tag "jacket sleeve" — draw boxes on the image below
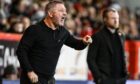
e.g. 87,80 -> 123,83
16,25 -> 37,72
87,35 -> 102,79
119,33 -> 129,78
64,31 -> 87,50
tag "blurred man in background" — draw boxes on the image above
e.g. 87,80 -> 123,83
87,8 -> 128,84
16,0 -> 92,84
3,65 -> 18,80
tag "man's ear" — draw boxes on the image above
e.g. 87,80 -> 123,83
48,11 -> 53,17
103,18 -> 107,22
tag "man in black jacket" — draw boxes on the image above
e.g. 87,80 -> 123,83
16,1 -> 92,84
87,8 -> 128,84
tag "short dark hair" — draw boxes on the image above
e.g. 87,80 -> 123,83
45,0 -> 64,13
102,8 -> 118,19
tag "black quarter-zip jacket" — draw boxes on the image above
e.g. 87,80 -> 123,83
16,20 -> 87,78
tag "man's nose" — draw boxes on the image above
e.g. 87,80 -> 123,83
63,11 -> 67,16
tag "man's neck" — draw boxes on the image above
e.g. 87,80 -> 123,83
107,27 -> 116,34
43,17 -> 57,30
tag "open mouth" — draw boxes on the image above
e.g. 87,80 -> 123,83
61,16 -> 65,21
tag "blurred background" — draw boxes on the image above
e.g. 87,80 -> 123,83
0,0 -> 140,84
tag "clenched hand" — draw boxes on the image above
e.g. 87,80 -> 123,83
27,71 -> 38,83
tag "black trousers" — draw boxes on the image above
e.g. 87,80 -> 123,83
20,72 -> 55,84
96,78 -> 126,84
